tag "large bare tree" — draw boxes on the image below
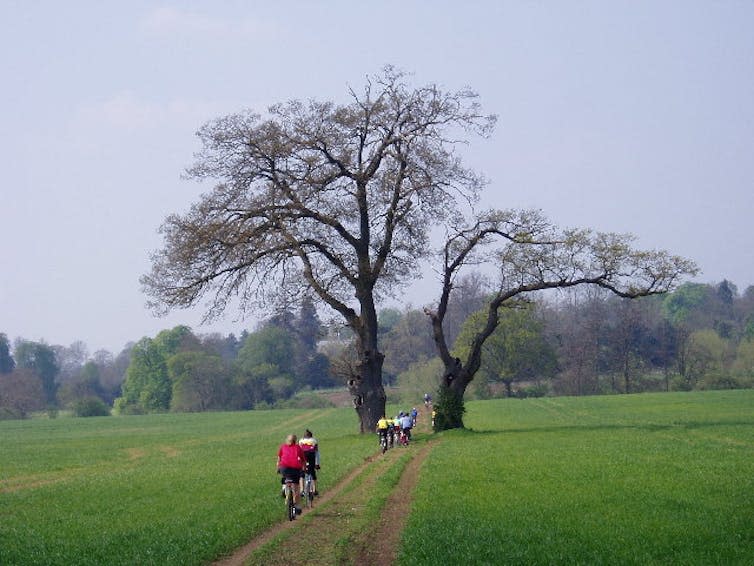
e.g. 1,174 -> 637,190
142,67 -> 495,432
425,209 -> 698,430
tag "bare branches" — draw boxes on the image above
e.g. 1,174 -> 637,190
426,208 -> 699,380
142,67 -> 495,335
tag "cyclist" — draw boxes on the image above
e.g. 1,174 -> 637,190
399,412 -> 413,443
386,416 -> 396,447
424,393 -> 432,407
298,429 -> 320,496
376,415 -> 390,449
277,434 -> 306,515
410,407 -> 419,427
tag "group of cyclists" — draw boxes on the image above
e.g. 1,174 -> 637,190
275,395 -> 434,516
376,406 -> 420,451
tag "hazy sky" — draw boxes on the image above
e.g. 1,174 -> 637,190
2,1 -> 753,354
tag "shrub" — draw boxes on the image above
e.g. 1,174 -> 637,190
0,406 -> 21,420
72,397 -> 111,417
433,385 -> 466,431
699,373 -> 741,390
514,383 -> 549,398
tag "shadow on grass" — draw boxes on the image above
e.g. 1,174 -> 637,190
446,419 -> 754,436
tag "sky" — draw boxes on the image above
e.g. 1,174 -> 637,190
1,1 -> 753,354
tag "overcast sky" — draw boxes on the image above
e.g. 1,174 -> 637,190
2,1 -> 753,354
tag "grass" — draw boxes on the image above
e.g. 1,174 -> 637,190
0,408 -> 373,566
400,390 -> 754,565
2,391 -> 753,565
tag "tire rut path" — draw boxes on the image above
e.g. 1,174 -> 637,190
213,407 -> 435,566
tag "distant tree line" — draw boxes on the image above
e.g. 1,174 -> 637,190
1,280 -> 753,419
382,278 -> 754,404
0,297 -> 335,418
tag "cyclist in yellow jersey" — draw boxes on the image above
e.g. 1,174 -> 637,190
386,417 -> 396,447
376,415 -> 390,447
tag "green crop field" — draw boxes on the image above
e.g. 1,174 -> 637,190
400,390 -> 754,565
2,391 -> 753,565
0,408 -> 373,565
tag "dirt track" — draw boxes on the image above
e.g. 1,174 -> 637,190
213,408 -> 434,566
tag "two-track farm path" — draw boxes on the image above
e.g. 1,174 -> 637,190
213,407 -> 435,566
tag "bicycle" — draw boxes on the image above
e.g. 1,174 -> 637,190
302,470 -> 315,509
378,431 -> 389,454
399,428 -> 410,446
282,478 -> 297,521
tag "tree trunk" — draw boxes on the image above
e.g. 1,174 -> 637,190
347,293 -> 386,433
347,348 -> 386,433
503,380 -> 513,398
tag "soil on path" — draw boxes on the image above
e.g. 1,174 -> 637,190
213,406 -> 435,566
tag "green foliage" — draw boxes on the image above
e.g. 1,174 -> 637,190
0,332 -> 15,374
168,351 -> 232,412
394,357 -> 443,406
470,378 -> 493,400
453,303 -> 557,396
234,362 -> 276,408
14,340 -> 59,405
117,336 -> 171,413
433,384 -> 466,431
238,325 -> 294,376
72,397 -> 111,417
662,282 -> 711,325
377,308 -> 402,335
380,309 -> 436,380
0,368 -> 45,418
58,362 -> 107,408
514,382 -> 549,398
116,327 -> 206,414
235,325 -> 296,404
731,338 -> 754,388
683,329 -> 732,390
267,375 -> 295,399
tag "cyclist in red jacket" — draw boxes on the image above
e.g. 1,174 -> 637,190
277,434 -> 306,514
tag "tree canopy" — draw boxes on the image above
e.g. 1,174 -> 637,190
425,209 -> 698,429
142,67 -> 496,431
454,303 -> 557,397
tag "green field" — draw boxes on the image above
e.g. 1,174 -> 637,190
402,391 -> 754,565
0,409 -> 374,565
2,391 -> 753,565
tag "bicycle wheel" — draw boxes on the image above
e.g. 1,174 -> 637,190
306,476 -> 314,508
285,484 -> 296,521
